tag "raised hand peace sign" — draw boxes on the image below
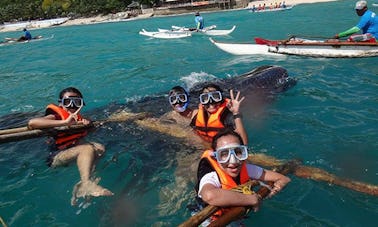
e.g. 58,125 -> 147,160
226,89 -> 245,115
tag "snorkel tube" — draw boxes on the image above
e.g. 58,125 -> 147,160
175,101 -> 189,113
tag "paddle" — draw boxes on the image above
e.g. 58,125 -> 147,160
178,160 -> 298,227
0,111 -> 150,144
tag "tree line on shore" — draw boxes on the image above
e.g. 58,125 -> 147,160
0,0 -> 159,24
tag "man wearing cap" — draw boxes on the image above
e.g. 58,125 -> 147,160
334,1 -> 378,41
194,12 -> 204,30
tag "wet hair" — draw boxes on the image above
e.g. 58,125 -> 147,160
169,86 -> 188,96
59,87 -> 83,99
201,83 -> 224,104
23,28 -> 26,32
195,12 -> 200,16
211,128 -> 244,150
201,83 -> 222,93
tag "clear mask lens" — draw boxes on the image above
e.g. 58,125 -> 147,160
215,145 -> 248,164
169,93 -> 188,105
61,97 -> 83,108
199,91 -> 222,105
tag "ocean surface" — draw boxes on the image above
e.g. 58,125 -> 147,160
0,0 -> 377,226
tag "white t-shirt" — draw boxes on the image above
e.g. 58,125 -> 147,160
198,164 -> 264,196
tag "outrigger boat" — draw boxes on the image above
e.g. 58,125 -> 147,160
171,24 -> 217,31
140,25 -> 235,39
209,36 -> 378,58
169,25 -> 236,36
139,29 -> 191,39
0,35 -> 54,47
247,5 -> 294,13
209,37 -> 280,56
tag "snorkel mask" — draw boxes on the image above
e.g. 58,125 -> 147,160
168,86 -> 190,113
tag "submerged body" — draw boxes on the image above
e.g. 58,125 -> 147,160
27,87 -> 113,205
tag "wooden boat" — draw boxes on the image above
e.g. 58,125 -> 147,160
247,5 -> 294,13
139,29 -> 191,39
171,24 -> 217,32
210,37 -> 378,58
170,25 -> 236,36
259,37 -> 378,58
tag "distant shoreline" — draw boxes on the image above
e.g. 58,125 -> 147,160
0,0 -> 338,34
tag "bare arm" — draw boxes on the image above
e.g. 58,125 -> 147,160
200,183 -> 260,207
28,114 -> 70,129
227,90 -> 248,145
260,169 -> 291,197
28,106 -> 89,129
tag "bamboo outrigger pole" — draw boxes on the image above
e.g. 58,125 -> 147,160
0,124 -> 94,143
0,111 -> 150,144
248,154 -> 378,196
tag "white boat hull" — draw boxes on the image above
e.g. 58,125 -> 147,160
202,26 -> 236,36
209,38 -> 280,55
247,5 -> 294,13
139,29 -> 191,39
269,43 -> 378,58
170,25 -> 235,36
210,37 -> 378,58
1,35 -> 54,47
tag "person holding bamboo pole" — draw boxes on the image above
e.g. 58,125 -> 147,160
195,129 -> 290,226
28,87 -> 113,205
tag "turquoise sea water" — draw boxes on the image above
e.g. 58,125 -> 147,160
1,0 -> 377,226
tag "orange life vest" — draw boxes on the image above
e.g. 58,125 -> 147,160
200,150 -> 250,219
46,104 -> 87,150
191,99 -> 229,142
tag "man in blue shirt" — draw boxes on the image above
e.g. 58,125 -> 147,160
195,12 -> 204,30
18,28 -> 32,41
335,1 -> 378,41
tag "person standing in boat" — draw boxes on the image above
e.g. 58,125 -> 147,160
334,1 -> 378,42
194,129 -> 290,225
195,11 -> 204,31
18,28 -> 32,41
28,87 -> 113,205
